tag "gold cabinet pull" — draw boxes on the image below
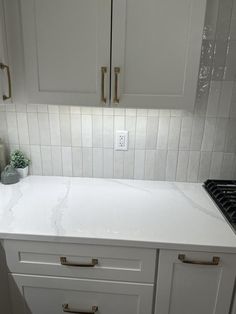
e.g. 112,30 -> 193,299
113,67 -> 120,103
62,304 -> 98,314
178,254 -> 220,266
60,257 -> 98,267
0,63 -> 12,101
101,66 -> 107,104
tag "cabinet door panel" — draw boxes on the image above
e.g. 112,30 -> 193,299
112,0 -> 206,109
155,250 -> 236,314
9,274 -> 153,314
20,0 -> 111,105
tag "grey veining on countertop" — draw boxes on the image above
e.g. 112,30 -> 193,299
0,176 -> 236,252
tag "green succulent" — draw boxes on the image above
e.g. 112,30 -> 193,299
10,150 -> 30,169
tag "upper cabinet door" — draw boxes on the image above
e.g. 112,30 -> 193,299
19,0 -> 111,106
111,0 -> 206,109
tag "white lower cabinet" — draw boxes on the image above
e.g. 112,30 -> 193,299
9,274 -> 153,314
155,250 -> 236,314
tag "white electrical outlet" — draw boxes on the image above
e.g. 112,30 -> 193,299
115,130 -> 129,151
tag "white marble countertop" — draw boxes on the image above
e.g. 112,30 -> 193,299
0,176 -> 236,253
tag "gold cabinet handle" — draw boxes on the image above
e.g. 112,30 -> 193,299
0,62 -> 12,101
62,304 -> 98,314
178,254 -> 220,266
113,67 -> 120,103
60,257 -> 98,267
101,66 -> 107,104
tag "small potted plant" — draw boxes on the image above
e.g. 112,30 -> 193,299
10,150 -> 30,179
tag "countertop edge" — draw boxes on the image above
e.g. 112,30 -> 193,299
1,233 -> 236,254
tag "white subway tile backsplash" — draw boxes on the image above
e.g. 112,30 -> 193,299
168,117 -> 181,150
48,105 -> 59,113
16,104 -> 27,112
190,116 -> 205,150
135,116 -> 147,149
126,108 -> 136,116
82,147 -> 92,177
146,116 -> 158,149
0,112 -> 8,143
28,113 -> 40,145
166,150 -> 178,181
16,113 -> 29,145
221,153 -> 235,179
213,118 -> 227,151
218,81 -> 234,118
134,150 -> 145,179
206,81 -> 221,117
176,151 -> 189,182
224,119 -> 236,152
155,150 -> 167,181
62,146 -> 73,176
201,117 -> 216,151
81,115 -> 92,148
49,113 -> 61,146
60,113 -> 72,146
125,116 -> 136,149
123,150 -> 134,179
157,117 -> 170,149
92,115 -> 103,148
38,113 -> 51,145
72,147 -> 82,177
71,114 -> 82,147
92,148 -> 103,178
37,104 -> 48,113
103,148 -> 113,178
179,116 -> 193,150
59,105 -> 70,114
187,151 -> 200,182
144,150 -> 155,180
114,150 -> 124,179
114,115 -> 125,131
51,146 -> 63,176
41,146 -> 52,176
27,104 -> 37,113
1,98 -> 236,183
198,151 -> 212,182
30,145 -> 42,175
103,115 -> 114,148
210,152 -> 224,178
6,112 -> 19,144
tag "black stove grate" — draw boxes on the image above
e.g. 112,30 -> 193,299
204,180 -> 236,228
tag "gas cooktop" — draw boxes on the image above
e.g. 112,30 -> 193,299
204,180 -> 236,232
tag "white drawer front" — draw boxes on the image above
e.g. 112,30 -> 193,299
4,240 -> 156,283
10,274 -> 154,314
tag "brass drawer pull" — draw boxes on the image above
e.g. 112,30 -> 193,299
0,62 -> 12,101
178,254 -> 220,266
62,304 -> 98,314
101,66 -> 107,104
113,67 -> 120,103
60,257 -> 98,267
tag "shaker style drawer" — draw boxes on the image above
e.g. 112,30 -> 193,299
4,240 -> 156,283
10,274 -> 154,314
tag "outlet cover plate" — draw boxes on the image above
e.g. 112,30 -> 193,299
115,130 -> 129,151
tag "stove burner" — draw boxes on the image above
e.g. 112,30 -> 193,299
204,180 -> 236,230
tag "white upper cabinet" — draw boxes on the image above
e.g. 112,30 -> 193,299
111,0 -> 206,109
18,0 -> 111,105
4,0 -> 206,109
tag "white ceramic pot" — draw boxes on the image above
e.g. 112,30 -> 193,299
16,166 -> 28,179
